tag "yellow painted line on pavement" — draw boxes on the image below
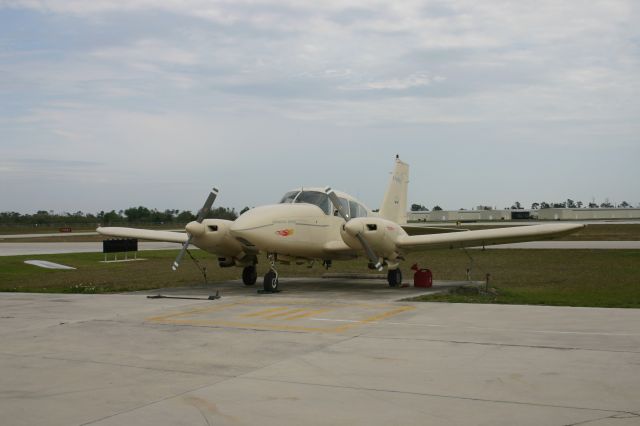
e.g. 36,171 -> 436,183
147,318 -> 344,333
332,305 -> 416,333
147,301 -> 246,322
146,300 -> 416,334
262,308 -> 310,319
240,306 -> 291,318
284,309 -> 332,320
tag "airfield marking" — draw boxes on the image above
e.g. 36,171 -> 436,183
262,308 -> 312,319
240,306 -> 291,318
147,301 -> 248,322
145,300 -> 415,333
284,309 -> 332,320
308,319 -> 640,336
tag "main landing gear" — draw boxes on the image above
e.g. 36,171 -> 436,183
387,268 -> 402,287
262,254 -> 279,292
242,265 -> 257,286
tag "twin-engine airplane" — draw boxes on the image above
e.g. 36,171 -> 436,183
97,156 -> 583,292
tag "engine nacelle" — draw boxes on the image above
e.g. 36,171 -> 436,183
190,219 -> 245,257
339,217 -> 407,259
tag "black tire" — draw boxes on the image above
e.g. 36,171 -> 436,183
242,265 -> 257,286
263,271 -> 279,292
387,269 -> 402,287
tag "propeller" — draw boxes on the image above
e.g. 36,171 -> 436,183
172,187 -> 219,271
324,187 -> 383,271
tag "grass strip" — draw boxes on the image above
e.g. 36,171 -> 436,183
1,249 -> 638,308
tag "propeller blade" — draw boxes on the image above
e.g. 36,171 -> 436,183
172,234 -> 193,271
355,233 -> 383,271
325,187 -> 382,271
324,187 -> 349,220
173,187 -> 218,271
195,187 -> 219,223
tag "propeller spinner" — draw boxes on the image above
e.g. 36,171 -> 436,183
324,187 -> 383,271
172,187 -> 219,271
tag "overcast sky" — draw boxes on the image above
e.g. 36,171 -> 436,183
1,0 -> 639,214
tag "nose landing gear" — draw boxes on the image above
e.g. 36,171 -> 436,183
262,254 -> 279,292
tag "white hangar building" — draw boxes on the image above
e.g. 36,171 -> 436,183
535,208 -> 640,221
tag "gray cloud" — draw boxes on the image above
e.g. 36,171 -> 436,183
1,0 -> 639,212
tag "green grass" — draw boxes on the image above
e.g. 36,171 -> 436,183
1,248 -> 639,308
557,224 -> 640,241
411,249 -> 640,308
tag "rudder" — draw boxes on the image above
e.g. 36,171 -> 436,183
379,155 -> 409,224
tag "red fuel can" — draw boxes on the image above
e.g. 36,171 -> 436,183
411,263 -> 433,288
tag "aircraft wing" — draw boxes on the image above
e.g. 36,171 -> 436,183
96,227 -> 188,244
396,223 -> 583,251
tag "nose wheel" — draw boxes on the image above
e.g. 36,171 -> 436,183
262,254 -> 279,292
263,270 -> 279,292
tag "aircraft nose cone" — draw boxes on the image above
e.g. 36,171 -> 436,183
186,221 -> 205,236
344,220 -> 364,236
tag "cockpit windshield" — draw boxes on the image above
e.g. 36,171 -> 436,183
279,191 -> 299,204
279,190 -> 331,215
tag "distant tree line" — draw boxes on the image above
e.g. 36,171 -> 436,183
0,206 -> 241,227
411,199 -> 635,212
410,204 -> 442,211
525,199 -> 633,210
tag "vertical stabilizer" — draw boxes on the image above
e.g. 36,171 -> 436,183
379,155 -> 409,224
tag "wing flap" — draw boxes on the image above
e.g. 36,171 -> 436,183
401,225 -> 469,236
97,227 -> 188,244
396,223 -> 584,251
322,240 -> 359,258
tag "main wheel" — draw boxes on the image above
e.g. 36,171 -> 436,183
242,265 -> 257,286
263,270 -> 279,292
387,269 -> 402,287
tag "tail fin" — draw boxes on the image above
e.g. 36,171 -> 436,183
379,155 -> 409,224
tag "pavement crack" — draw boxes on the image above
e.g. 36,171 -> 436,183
358,335 -> 640,354
241,376 -> 638,418
0,351 -> 227,378
78,332 -> 361,425
565,411 -> 640,425
80,381 -> 219,426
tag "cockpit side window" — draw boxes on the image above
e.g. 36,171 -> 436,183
279,191 -> 300,204
349,201 -> 360,218
295,191 -> 331,215
341,200 -> 367,218
334,197 -> 350,218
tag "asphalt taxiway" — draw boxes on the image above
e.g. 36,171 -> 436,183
2,240 -> 640,256
1,278 -> 639,426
